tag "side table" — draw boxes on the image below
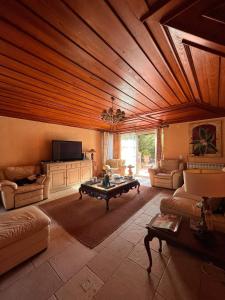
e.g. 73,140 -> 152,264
144,215 -> 225,273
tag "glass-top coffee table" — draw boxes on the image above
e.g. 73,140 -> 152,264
79,178 -> 140,211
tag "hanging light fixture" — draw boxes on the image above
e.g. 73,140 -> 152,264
101,96 -> 125,124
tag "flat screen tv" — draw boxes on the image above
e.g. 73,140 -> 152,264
52,140 -> 82,161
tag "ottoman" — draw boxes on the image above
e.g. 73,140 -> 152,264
0,205 -> 51,275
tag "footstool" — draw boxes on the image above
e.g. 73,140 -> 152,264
0,205 -> 51,275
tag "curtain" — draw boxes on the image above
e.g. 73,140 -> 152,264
102,132 -> 113,164
156,128 -> 163,165
120,133 -> 137,173
113,133 -> 121,159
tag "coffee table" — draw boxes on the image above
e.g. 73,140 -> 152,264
144,215 -> 225,273
79,179 -> 140,211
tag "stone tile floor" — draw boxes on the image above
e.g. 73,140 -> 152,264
0,184 -> 225,300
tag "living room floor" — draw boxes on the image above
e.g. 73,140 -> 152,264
0,184 -> 225,300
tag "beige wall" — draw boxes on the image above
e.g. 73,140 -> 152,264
163,117 -> 225,163
0,116 -> 102,173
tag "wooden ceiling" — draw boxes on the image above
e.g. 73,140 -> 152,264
0,0 -> 225,132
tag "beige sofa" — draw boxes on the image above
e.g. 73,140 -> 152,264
160,170 -> 225,233
148,159 -> 184,189
104,159 -> 126,176
0,205 -> 50,275
0,165 -> 50,210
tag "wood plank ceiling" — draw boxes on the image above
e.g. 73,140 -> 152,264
0,0 -> 225,132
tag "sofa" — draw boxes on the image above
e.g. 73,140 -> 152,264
0,165 -> 50,210
103,159 -> 126,176
160,170 -> 225,233
148,159 -> 184,189
0,205 -> 50,275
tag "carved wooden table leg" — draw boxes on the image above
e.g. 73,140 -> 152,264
106,198 -> 109,211
79,187 -> 82,199
137,182 -> 140,193
144,231 -> 163,273
144,233 -> 152,273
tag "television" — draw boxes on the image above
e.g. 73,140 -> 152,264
52,140 -> 82,161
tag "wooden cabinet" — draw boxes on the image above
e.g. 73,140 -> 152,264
51,169 -> 67,190
42,160 -> 92,192
67,167 -> 80,186
81,165 -> 92,182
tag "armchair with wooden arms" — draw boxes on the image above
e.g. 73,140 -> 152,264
103,159 -> 126,176
148,159 -> 184,189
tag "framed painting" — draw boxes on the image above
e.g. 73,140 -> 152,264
189,120 -> 222,157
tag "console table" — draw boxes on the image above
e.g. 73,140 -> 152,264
144,215 -> 225,273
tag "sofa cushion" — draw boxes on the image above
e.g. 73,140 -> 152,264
159,159 -> 179,171
155,173 -> 172,179
106,159 -> 125,168
15,183 -> 43,194
5,165 -> 40,181
160,196 -> 200,218
0,206 -> 50,249
173,186 -> 202,202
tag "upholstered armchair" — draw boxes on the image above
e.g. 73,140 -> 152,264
148,159 -> 184,189
0,165 -> 50,210
103,159 -> 126,176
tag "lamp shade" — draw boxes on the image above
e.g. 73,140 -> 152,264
183,171 -> 225,198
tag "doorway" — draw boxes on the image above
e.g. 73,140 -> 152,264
137,133 -> 156,176
120,132 -> 156,176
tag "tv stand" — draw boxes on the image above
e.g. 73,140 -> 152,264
41,160 -> 92,193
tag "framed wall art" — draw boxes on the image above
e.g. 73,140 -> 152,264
189,120 -> 222,157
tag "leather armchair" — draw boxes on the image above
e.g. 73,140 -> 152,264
0,165 -> 50,210
148,159 -> 184,189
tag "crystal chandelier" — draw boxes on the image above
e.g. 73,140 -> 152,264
101,97 -> 125,124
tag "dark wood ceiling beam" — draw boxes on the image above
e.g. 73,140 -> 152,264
139,0 -> 196,101
140,0 -> 170,22
163,26 -> 198,101
183,44 -> 203,102
142,21 -> 189,102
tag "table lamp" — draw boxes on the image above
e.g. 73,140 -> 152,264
183,171 -> 225,240
88,149 -> 96,160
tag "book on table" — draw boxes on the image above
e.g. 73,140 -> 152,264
149,214 -> 182,232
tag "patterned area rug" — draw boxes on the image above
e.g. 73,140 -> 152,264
40,186 -> 163,248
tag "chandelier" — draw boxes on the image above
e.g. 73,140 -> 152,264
101,96 -> 125,124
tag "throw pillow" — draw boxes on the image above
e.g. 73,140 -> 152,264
15,176 -> 37,186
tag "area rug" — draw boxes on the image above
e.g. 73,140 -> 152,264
40,186 -> 162,248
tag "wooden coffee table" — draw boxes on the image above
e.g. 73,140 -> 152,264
144,215 -> 225,273
79,179 -> 140,211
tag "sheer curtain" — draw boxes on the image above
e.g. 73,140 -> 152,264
102,132 -> 113,164
120,133 -> 137,173
156,128 -> 163,166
